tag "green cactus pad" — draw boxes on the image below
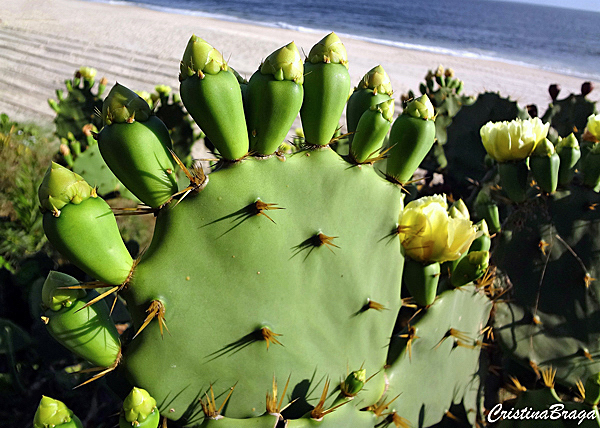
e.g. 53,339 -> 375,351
119,148 -> 402,423
494,185 -> 600,387
385,285 -> 492,427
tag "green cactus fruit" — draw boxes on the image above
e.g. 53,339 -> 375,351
34,396 -> 83,428
39,163 -> 133,285
245,42 -> 303,155
450,250 -> 489,287
585,372 -> 600,406
474,187 -> 501,234
470,219 -> 491,253
346,65 -> 393,143
582,143 -> 600,190
448,198 -> 470,220
119,387 -> 160,428
403,258 -> 440,307
97,83 -> 178,208
498,160 -> 530,203
349,99 -> 394,164
341,369 -> 367,397
386,95 -> 436,184
530,138 -> 560,194
556,133 -> 581,186
179,35 -> 248,160
300,33 -> 351,146
42,271 -> 121,368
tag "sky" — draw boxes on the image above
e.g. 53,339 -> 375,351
494,0 -> 600,12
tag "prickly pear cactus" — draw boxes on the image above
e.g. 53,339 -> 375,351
48,66 -> 106,148
444,92 -> 530,198
493,184 -> 600,387
541,83 -> 597,139
37,33 -> 493,428
415,66 -> 475,170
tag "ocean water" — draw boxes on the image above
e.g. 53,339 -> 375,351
97,0 -> 600,80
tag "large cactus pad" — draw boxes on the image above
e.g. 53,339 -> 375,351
122,147 -> 403,423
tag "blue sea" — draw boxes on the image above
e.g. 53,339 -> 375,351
94,0 -> 600,80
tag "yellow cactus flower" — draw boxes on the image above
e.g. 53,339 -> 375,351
398,195 -> 480,263
585,114 -> 600,142
480,117 -> 549,162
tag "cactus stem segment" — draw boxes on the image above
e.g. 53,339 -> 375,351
255,200 -> 284,223
133,300 -> 169,340
310,379 -> 349,420
201,383 -> 237,419
261,327 -> 283,350
74,348 -> 122,388
266,375 -> 292,414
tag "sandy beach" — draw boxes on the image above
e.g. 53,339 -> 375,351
1,0 -> 598,126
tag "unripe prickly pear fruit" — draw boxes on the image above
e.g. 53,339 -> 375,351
349,99 -> 394,163
341,369 -> 367,397
246,42 -> 303,155
582,143 -> 600,191
450,250 -> 489,288
42,271 -> 121,368
34,396 -> 83,428
119,387 -> 160,428
556,133 -> 580,185
98,83 -> 178,208
529,138 -> 560,194
386,95 -> 436,184
300,32 -> 351,146
39,163 -> 133,285
179,35 -> 248,160
346,65 -> 393,143
474,188 -> 501,234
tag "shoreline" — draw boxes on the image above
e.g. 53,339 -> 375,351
86,0 -> 600,83
1,0 -> 598,126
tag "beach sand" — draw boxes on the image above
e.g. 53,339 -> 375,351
1,0 -> 598,127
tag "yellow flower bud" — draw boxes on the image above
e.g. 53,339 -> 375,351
398,195 -> 480,263
480,117 -> 549,162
